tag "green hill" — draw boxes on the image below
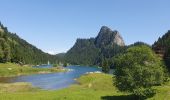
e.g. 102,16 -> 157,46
0,22 -> 59,65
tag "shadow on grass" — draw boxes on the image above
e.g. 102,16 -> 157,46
101,94 -> 138,100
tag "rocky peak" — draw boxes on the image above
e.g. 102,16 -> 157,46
113,31 -> 125,46
99,26 -> 112,34
95,26 -> 125,47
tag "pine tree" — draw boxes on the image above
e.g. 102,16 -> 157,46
102,59 -> 110,73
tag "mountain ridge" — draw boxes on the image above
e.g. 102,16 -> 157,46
65,26 -> 125,66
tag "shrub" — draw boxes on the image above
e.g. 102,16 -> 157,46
114,45 -> 167,99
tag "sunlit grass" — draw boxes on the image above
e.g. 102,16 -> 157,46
0,73 -> 128,100
148,81 -> 170,100
0,63 -> 66,77
0,82 -> 38,93
0,73 -> 169,100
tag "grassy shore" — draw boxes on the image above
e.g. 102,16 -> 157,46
0,73 -> 169,100
0,73 -> 125,100
0,82 -> 38,93
0,63 -> 66,77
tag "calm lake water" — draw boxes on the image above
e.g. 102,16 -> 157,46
0,65 -> 101,90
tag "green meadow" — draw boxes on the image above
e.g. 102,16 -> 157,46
0,73 -> 169,100
0,63 -> 66,77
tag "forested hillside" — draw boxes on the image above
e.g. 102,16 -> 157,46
65,26 -> 125,66
0,23 -> 59,65
153,31 -> 170,71
65,38 -> 100,65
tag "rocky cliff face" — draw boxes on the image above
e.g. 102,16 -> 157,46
65,26 -> 125,65
114,32 -> 125,46
95,26 -> 125,47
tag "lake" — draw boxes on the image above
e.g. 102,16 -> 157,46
0,65 -> 101,90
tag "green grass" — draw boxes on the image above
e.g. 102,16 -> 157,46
0,73 -> 130,100
0,63 -> 66,77
0,82 -> 38,93
0,73 -> 169,100
148,81 -> 170,100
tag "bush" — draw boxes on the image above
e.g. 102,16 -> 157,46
114,45 -> 167,98
102,59 -> 110,73
63,62 -> 67,67
53,64 -> 58,67
133,88 -> 156,99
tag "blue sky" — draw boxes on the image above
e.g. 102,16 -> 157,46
0,0 -> 170,54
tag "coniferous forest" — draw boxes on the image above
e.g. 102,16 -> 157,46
153,31 -> 170,71
0,23 -> 61,65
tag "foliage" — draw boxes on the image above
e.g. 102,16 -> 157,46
152,30 -> 170,72
101,59 -> 110,73
65,38 -> 100,65
55,53 -> 65,63
52,64 -> 58,67
133,88 -> 156,99
114,45 -> 167,98
63,62 -> 67,67
128,41 -> 151,48
0,23 -> 61,65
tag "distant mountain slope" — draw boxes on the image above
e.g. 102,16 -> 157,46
0,23 -> 59,65
55,53 -> 65,63
65,38 -> 100,65
65,26 -> 125,66
153,31 -> 170,70
56,53 -> 65,58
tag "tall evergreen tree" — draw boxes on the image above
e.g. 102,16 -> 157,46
102,59 -> 110,73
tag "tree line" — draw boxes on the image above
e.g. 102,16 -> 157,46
0,23 -> 61,65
